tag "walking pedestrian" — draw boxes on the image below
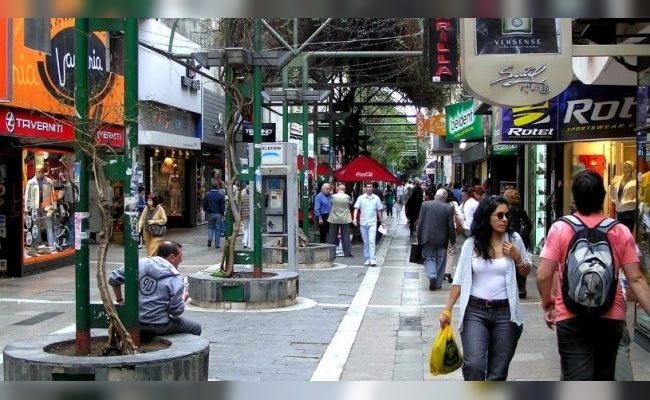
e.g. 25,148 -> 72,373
138,193 -> 167,257
502,188 -> 532,298
405,178 -> 423,236
461,185 -> 484,238
202,182 -> 226,249
384,184 -> 395,218
137,186 -> 146,249
444,187 -> 463,284
417,188 -> 456,290
239,185 -> 251,249
537,169 -> 650,380
327,184 -> 353,257
314,183 -> 332,244
353,183 -> 384,266
439,195 -> 531,380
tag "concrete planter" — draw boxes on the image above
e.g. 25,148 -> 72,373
188,267 -> 299,310
3,332 -> 210,381
262,243 -> 336,269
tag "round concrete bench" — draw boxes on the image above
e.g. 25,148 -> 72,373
188,268 -> 299,310
3,332 -> 210,381
262,243 -> 336,269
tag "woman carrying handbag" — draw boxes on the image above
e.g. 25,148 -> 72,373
139,192 -> 168,257
439,195 -> 531,380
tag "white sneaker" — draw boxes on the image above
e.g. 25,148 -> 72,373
370,260 -> 377,266
364,260 -> 371,266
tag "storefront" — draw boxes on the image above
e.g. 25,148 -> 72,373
0,19 -> 124,277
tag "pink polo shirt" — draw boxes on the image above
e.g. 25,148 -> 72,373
540,213 -> 638,322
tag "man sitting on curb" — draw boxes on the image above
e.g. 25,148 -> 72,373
109,240 -> 202,340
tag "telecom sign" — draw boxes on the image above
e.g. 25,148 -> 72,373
500,82 -> 636,143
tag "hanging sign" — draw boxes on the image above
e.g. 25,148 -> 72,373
460,18 -> 573,107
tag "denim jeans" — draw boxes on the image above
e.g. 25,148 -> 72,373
359,223 -> 377,261
460,304 -> 523,381
207,213 -> 223,247
422,244 -> 448,288
556,316 -> 624,380
140,316 -> 202,341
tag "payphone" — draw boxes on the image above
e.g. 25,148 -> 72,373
247,142 -> 299,271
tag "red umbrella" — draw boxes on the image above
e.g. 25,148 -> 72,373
332,155 -> 401,185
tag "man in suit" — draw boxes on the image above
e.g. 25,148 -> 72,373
416,188 -> 456,290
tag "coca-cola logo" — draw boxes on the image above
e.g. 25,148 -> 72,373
37,27 -> 115,106
355,172 -> 373,177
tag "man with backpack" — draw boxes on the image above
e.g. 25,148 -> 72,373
537,169 -> 650,380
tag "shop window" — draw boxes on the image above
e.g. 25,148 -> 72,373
150,154 -> 185,217
23,148 -> 76,263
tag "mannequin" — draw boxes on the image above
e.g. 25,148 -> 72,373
610,160 -> 637,233
168,164 -> 182,215
24,164 -> 57,251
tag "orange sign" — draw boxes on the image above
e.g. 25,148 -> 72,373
6,18 -> 123,125
430,113 -> 446,136
0,18 -> 11,102
416,113 -> 426,138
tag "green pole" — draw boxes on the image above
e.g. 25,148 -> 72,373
301,60 -> 310,236
252,19 -> 263,277
123,18 -> 140,344
282,68 -> 289,142
74,18 -> 90,356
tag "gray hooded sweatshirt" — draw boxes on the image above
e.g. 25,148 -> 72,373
108,256 -> 184,325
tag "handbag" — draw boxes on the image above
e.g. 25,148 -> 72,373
146,223 -> 167,237
409,243 -> 423,264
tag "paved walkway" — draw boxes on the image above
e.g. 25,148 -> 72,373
1,209 -> 650,381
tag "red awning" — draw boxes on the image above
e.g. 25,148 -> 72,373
332,155 -> 401,185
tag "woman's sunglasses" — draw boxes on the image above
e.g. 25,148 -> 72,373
492,212 -> 510,220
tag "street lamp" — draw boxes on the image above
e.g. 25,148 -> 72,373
224,47 -> 249,67
261,88 -> 331,103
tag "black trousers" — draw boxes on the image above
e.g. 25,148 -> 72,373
318,214 -> 330,243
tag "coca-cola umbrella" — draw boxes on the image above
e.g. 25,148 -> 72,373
332,155 -> 401,185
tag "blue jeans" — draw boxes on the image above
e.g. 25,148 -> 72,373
422,243 -> 448,288
556,316 -> 624,380
460,304 -> 523,381
359,223 -> 377,261
207,213 -> 223,247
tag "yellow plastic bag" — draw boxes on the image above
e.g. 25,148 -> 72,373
429,325 -> 463,375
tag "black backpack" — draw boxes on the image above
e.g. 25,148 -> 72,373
558,215 -> 618,316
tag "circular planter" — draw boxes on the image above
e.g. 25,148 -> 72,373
188,267 -> 298,310
262,243 -> 336,269
3,332 -> 210,381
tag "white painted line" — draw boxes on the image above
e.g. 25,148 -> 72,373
310,264 -> 381,381
50,324 -> 76,335
184,296 -> 318,313
0,298 -> 75,304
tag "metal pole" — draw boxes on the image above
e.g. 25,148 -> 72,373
302,59 -> 310,236
123,18 -> 140,345
252,19 -> 263,277
74,18 -> 90,356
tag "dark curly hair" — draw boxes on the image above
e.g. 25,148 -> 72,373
471,195 -> 513,261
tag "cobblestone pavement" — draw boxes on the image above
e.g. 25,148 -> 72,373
2,211 -> 650,381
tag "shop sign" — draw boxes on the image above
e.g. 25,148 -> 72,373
241,122 -> 276,143
500,82 -> 636,143
445,100 -> 491,142
492,144 -> 518,156
460,18 -> 573,107
0,106 -> 124,145
0,18 -> 11,102
6,19 -> 124,126
429,18 -> 459,83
